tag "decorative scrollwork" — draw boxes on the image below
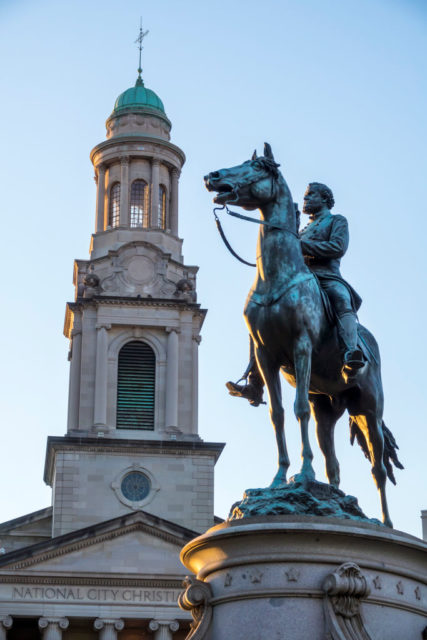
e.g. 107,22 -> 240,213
323,562 -> 373,640
178,576 -> 212,640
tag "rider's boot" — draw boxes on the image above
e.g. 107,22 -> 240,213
337,312 -> 364,377
226,369 -> 265,407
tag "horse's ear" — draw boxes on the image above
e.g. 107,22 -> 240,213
264,142 -> 275,161
251,149 -> 257,161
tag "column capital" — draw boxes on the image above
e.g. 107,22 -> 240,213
152,158 -> 160,166
171,166 -> 180,178
120,155 -> 130,166
96,162 -> 106,174
94,618 -> 125,631
149,619 -> 179,633
192,334 -> 202,344
0,616 -> 12,630
165,326 -> 180,334
96,323 -> 112,331
39,617 -> 69,630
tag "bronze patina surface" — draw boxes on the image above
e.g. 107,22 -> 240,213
205,144 -> 402,527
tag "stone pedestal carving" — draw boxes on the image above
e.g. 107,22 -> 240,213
179,516 -> 427,640
323,562 -> 372,640
0,616 -> 12,640
94,618 -> 124,639
38,618 -> 69,640
149,619 -> 179,639
178,577 -> 212,640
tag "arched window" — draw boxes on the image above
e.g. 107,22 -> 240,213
117,341 -> 155,430
130,180 -> 148,228
158,185 -> 167,228
109,182 -> 121,228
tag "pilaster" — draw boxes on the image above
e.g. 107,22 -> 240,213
119,156 -> 130,226
192,334 -> 201,434
93,324 -> 111,431
151,159 -> 160,227
170,168 -> 180,235
165,328 -> 179,428
67,318 -> 82,432
95,164 -> 106,232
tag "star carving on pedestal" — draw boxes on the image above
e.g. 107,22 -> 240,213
396,581 -> 404,595
373,576 -> 382,590
224,573 -> 233,587
248,569 -> 263,584
285,568 -> 300,582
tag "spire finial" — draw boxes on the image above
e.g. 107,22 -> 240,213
135,18 -> 149,86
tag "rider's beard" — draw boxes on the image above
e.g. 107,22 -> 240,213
303,203 -> 321,217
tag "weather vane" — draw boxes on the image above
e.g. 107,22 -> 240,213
135,19 -> 149,83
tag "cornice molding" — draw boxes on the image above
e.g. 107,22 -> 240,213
44,436 -> 224,485
67,297 -> 206,314
90,136 -> 186,166
0,574 -> 183,588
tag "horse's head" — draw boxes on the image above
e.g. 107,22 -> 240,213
204,143 -> 281,211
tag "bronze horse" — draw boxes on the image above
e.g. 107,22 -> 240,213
205,143 -> 402,527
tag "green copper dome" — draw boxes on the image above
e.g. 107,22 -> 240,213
113,78 -> 165,115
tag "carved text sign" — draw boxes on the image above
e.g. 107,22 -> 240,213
6,584 -> 181,605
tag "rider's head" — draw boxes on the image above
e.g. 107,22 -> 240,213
303,183 -> 335,215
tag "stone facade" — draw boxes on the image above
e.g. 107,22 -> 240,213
0,73 -> 224,638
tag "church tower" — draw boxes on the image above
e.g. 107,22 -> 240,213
45,64 -> 223,537
0,44 -> 223,638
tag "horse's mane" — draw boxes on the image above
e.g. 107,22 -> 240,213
257,155 -> 299,231
258,156 -> 281,179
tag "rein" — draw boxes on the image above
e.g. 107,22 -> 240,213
213,206 -> 257,267
213,196 -> 299,268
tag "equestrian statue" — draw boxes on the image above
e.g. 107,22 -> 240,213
204,143 -> 402,527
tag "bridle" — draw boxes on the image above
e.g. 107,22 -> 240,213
212,173 -> 299,267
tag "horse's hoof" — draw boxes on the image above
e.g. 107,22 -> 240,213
290,468 -> 316,488
269,469 -> 288,488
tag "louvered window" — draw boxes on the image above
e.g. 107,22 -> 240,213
109,182 -> 121,228
117,341 -> 155,430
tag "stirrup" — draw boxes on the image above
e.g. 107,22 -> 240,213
343,349 -> 364,370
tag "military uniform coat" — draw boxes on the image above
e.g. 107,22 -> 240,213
299,211 -> 362,311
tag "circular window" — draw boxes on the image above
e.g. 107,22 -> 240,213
120,471 -> 151,502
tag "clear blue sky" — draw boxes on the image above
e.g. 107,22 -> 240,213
0,0 -> 425,537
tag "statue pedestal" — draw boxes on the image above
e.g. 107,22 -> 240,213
180,516 -> 427,640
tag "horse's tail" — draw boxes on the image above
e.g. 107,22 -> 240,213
349,418 -> 404,485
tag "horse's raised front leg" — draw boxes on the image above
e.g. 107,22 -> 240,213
255,347 -> 290,487
293,334 -> 315,484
